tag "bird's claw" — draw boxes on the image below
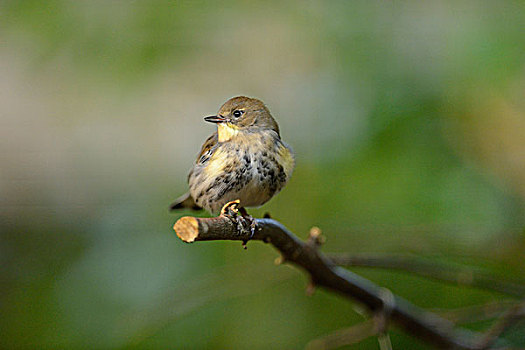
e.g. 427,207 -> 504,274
220,199 -> 241,217
249,219 -> 257,239
220,200 -> 246,236
238,206 -> 258,239
239,207 -> 258,248
219,200 -> 258,248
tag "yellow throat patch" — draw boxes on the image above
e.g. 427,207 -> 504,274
217,123 -> 240,142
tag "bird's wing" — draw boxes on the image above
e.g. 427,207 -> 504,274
195,132 -> 219,165
170,133 -> 219,212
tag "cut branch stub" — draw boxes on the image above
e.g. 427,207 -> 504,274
174,215 -> 254,243
173,216 -> 200,242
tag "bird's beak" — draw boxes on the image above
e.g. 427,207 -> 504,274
204,115 -> 226,123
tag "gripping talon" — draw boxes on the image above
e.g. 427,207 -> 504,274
249,220 -> 257,239
236,218 -> 246,234
219,200 -> 258,248
221,199 -> 241,217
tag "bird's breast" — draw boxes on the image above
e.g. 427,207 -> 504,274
189,131 -> 294,213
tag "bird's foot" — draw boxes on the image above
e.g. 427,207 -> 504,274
220,200 -> 245,234
238,207 -> 258,249
220,199 -> 241,217
220,200 -> 258,249
238,207 -> 258,238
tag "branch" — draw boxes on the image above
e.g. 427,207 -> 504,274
305,319 -> 375,350
174,216 -> 483,349
328,253 -> 525,298
476,300 -> 525,349
434,300 -> 524,324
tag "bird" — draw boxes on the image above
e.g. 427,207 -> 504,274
170,96 -> 295,235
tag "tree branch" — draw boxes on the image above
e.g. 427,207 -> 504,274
305,319 -> 375,350
174,215 -> 486,349
327,253 -> 525,298
434,300 -> 523,325
476,300 -> 525,349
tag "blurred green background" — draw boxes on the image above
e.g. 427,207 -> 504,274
1,1 -> 525,349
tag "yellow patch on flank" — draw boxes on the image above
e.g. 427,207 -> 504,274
277,143 -> 295,179
217,123 -> 240,142
204,147 -> 227,176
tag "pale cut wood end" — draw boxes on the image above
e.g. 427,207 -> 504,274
173,216 -> 200,242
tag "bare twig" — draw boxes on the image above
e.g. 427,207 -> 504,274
374,288 -> 395,350
434,300 -> 522,324
173,216 -> 483,349
378,332 -> 393,350
305,319 -> 375,350
477,300 -> 525,349
328,253 -> 525,298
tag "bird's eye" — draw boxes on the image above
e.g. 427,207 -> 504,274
232,110 -> 244,118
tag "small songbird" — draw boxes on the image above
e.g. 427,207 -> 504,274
170,96 -> 295,227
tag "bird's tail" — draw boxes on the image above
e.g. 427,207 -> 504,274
169,192 -> 202,211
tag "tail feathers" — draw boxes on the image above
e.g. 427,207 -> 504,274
169,192 -> 202,211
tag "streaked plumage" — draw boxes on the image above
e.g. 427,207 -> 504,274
170,96 -> 294,214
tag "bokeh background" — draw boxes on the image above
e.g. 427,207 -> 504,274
1,1 -> 525,349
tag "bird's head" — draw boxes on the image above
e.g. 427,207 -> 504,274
204,96 -> 280,141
